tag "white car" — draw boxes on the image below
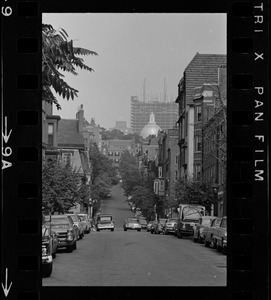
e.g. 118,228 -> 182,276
96,214 -> 115,232
78,214 -> 91,234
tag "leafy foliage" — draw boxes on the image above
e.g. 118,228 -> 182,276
42,24 -> 98,109
42,159 -> 89,213
174,175 -> 215,213
89,144 -> 118,202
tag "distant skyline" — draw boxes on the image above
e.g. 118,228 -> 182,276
43,13 -> 226,129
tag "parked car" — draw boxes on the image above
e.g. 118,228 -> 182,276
150,220 -> 158,234
176,206 -> 203,238
193,216 -> 218,243
123,218 -> 142,231
42,224 -> 59,277
202,217 -> 222,248
146,221 -> 155,232
78,214 -> 91,234
67,213 -> 85,239
45,214 -> 77,253
212,216 -> 227,254
138,218 -> 147,229
152,219 -> 167,234
96,214 -> 115,231
164,218 -> 178,235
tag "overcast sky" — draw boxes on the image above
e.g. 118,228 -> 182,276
43,13 -> 226,129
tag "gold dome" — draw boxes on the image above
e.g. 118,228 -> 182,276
140,113 -> 161,139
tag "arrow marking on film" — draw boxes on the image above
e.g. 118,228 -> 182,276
2,117 -> 12,143
1,268 -> 13,297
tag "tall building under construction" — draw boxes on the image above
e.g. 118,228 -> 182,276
130,96 -> 178,134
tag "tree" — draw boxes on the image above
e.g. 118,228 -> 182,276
42,24 -> 98,110
89,144 -> 118,185
119,150 -> 143,196
174,175 -> 215,214
42,159 -> 89,213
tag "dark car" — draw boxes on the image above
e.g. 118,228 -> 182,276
202,217 -> 222,248
42,225 -> 59,277
123,218 -> 142,231
212,216 -> 227,254
45,215 -> 77,252
164,218 -> 178,235
152,219 -> 167,234
96,214 -> 115,231
176,206 -> 202,238
193,216 -> 217,243
146,221 -> 155,232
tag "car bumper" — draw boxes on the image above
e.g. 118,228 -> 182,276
58,239 -> 75,248
165,227 -> 175,232
125,226 -> 141,230
180,229 -> 194,236
97,225 -> 114,230
42,255 -> 53,264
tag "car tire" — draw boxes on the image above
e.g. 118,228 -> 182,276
124,228 -> 127,231
111,229 -> 114,232
73,242 -> 77,250
151,231 -> 153,234
137,229 -> 141,232
42,262 -> 53,277
204,239 -> 210,247
52,252 -> 56,259
67,245 -> 73,253
97,228 -> 100,232
193,237 -> 198,243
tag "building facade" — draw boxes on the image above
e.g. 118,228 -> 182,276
102,139 -> 136,167
175,53 -> 226,180
130,96 -> 178,134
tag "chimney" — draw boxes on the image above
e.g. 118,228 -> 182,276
76,104 -> 84,133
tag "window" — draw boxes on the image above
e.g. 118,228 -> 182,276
175,170 -> 178,181
115,152 -> 120,156
195,136 -> 202,152
48,123 -> 54,146
196,105 -> 202,122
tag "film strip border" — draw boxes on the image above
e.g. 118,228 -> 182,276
1,1 -> 269,299
228,1 -> 268,299
1,1 -> 41,299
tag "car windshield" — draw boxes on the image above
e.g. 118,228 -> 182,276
183,207 -> 201,220
127,218 -> 136,222
212,218 -> 221,226
159,219 -> 167,224
202,218 -> 213,226
99,216 -> 112,222
50,217 -> 69,225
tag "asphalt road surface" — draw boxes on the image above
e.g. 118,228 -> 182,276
43,183 -> 226,286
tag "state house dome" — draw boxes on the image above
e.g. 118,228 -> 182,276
140,113 -> 161,139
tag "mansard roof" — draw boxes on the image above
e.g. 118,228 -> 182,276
57,119 -> 85,148
182,53 -> 226,105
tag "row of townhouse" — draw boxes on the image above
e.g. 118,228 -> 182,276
145,53 -> 227,218
42,103 -> 97,213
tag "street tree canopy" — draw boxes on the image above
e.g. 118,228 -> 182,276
42,24 -> 98,110
174,176 -> 215,213
42,159 -> 89,213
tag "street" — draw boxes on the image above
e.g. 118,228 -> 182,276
43,183 -> 226,286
